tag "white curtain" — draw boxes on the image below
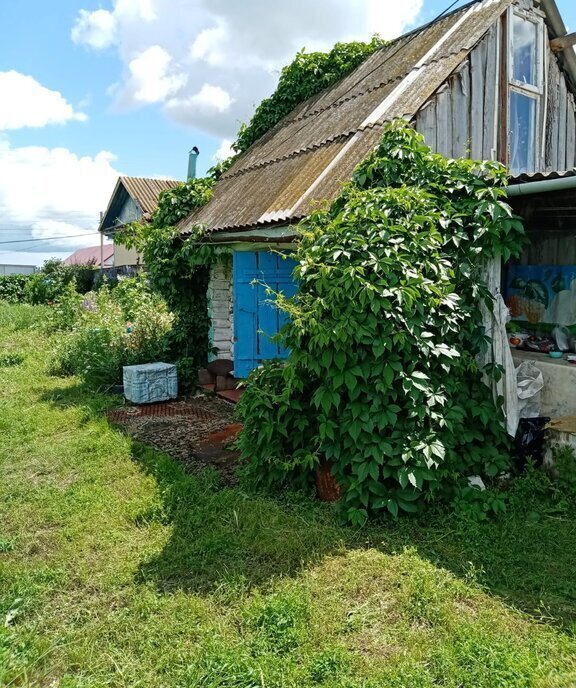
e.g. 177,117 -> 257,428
479,257 -> 520,437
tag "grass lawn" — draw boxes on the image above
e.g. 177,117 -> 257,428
1,302 -> 576,687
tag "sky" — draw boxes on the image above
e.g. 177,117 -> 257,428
1,0 -> 575,266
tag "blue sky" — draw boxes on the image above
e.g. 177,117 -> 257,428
0,0 -> 575,265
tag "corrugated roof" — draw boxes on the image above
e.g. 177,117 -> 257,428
120,176 -> 180,215
64,245 -> 114,267
179,0 -> 513,236
509,169 -> 576,184
99,176 -> 180,233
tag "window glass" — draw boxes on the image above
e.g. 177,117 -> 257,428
510,91 -> 536,174
512,14 -> 538,86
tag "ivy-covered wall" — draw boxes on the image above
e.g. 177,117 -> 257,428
236,122 -> 526,523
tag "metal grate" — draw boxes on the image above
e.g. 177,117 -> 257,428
107,402 -> 217,424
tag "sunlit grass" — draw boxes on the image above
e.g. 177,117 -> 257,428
1,303 -> 575,687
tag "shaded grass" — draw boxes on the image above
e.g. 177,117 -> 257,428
1,303 -> 576,687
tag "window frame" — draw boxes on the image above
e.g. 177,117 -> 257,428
506,7 -> 545,174
509,9 -> 543,94
508,87 -> 539,173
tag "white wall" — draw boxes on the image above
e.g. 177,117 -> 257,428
113,243 -> 141,268
0,264 -> 36,275
207,259 -> 234,361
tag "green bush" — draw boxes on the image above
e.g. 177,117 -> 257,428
0,274 -> 31,303
25,258 -> 96,305
49,275 -> 174,389
0,353 -> 25,367
237,122 -> 526,523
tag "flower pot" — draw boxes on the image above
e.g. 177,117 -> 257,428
315,460 -> 341,502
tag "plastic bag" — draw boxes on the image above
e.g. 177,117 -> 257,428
553,325 -> 570,352
516,360 -> 544,419
513,416 -> 551,469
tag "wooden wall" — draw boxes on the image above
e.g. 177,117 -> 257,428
414,26 -> 500,162
518,229 -> 576,264
414,19 -> 576,173
545,50 -> 576,171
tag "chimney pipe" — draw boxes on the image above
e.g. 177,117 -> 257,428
188,146 -> 199,180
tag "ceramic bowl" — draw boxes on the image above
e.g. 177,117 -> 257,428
548,351 -> 563,359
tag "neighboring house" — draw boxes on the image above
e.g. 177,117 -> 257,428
0,264 -> 36,276
99,176 -> 180,268
178,0 -> 576,385
64,245 -> 114,268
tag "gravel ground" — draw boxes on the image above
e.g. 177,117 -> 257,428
107,394 -> 241,484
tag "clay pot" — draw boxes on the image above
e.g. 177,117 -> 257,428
315,460 -> 341,502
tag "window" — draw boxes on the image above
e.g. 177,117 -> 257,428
510,91 -> 537,174
511,14 -> 539,88
508,11 -> 543,175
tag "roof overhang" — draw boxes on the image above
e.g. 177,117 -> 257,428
540,0 -> 576,94
204,224 -> 297,244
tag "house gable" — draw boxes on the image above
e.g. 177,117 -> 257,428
179,0 -> 513,238
179,0 -> 576,241
414,0 -> 576,173
99,176 -> 180,236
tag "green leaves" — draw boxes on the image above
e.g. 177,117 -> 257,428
238,120 -> 521,524
234,36 -> 388,154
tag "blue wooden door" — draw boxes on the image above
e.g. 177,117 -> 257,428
234,251 -> 298,378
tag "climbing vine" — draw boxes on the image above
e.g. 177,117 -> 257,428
237,121 -> 526,524
234,37 -> 389,154
115,38 -> 388,386
116,172 -> 230,388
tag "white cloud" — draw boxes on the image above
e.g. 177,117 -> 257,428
128,45 -> 187,104
367,1 -> 425,40
0,138 -> 120,254
190,23 -> 227,67
71,9 -> 117,49
72,0 -> 424,139
0,251 -> 72,268
71,0 -> 157,50
213,138 -> 234,163
116,0 -> 157,23
0,71 -> 87,131
174,84 -> 233,113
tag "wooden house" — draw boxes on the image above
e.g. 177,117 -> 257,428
178,0 -> 576,390
99,176 -> 180,269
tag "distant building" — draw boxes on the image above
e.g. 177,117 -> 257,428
0,264 -> 36,276
64,245 -> 114,268
99,176 -> 180,268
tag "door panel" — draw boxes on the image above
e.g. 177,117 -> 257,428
233,251 -> 298,377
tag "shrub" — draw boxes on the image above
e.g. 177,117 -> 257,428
25,259 -> 96,305
49,276 -> 173,389
237,122 -> 526,523
0,275 -> 31,303
0,353 -> 25,367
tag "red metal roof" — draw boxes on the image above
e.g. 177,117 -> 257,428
64,244 -> 114,267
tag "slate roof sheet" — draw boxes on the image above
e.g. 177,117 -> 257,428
179,0 -> 513,236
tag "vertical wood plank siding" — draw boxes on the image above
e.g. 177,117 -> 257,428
414,24 -> 576,171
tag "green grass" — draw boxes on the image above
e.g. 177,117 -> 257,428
1,302 -> 576,687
